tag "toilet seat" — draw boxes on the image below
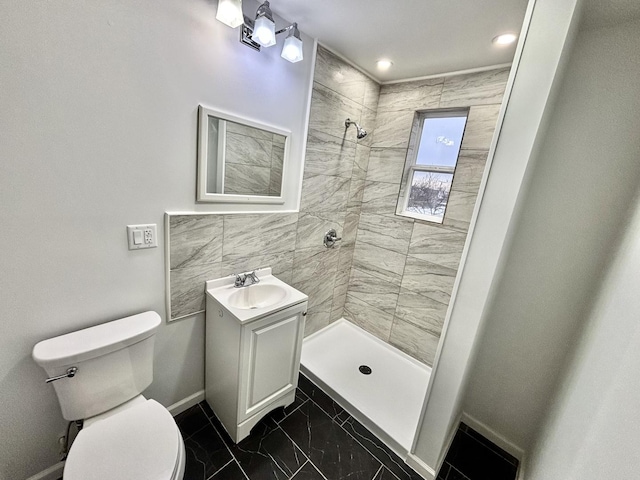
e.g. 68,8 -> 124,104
64,400 -> 184,480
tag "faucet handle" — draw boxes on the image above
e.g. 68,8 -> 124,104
234,274 -> 245,288
248,271 -> 260,284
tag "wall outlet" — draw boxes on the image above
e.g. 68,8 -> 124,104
127,224 -> 157,250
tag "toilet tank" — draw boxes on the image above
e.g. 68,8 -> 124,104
32,311 -> 161,421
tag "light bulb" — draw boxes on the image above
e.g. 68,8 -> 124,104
492,33 -> 517,46
252,14 -> 276,47
281,36 -> 303,63
376,59 -> 393,71
281,25 -> 303,63
216,0 -> 243,28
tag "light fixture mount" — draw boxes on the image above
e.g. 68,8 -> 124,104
215,0 -> 304,63
240,17 -> 261,51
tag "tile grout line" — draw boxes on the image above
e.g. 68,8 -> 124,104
448,464 -> 471,480
372,465 -> 384,480
459,428 -> 519,468
336,419 -> 405,480
274,397 -> 310,426
296,384 -> 408,480
198,403 -> 250,479
287,459 -> 310,480
273,424 -> 317,478
205,459 -> 234,480
298,386 -> 351,425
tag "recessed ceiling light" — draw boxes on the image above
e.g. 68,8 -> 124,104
376,59 -> 393,71
492,33 -> 518,46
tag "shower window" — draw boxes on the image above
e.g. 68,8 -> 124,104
396,109 -> 469,223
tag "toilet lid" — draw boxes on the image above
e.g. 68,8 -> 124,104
64,400 -> 181,480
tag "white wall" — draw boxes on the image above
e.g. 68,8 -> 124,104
0,1 -> 314,478
461,14 -> 640,452
410,0 -> 583,472
524,18 -> 640,478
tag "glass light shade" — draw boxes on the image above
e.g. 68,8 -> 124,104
216,0 -> 244,28
252,15 -> 276,47
281,35 -> 303,63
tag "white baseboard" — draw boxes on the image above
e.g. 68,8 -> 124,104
26,461 -> 65,480
405,453 -> 436,480
167,389 -> 205,416
460,412 -> 525,461
28,390 -> 206,480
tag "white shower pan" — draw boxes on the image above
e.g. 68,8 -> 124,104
300,319 -> 431,456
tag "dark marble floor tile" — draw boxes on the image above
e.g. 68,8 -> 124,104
335,410 -> 351,425
230,422 -> 307,480
341,417 -> 423,480
280,400 -> 382,480
436,462 -> 450,480
206,409 -> 236,447
200,400 -> 215,419
373,466 -> 398,479
290,461 -> 325,480
210,460 -> 249,480
175,404 -> 211,439
298,374 -> 346,420
460,424 -> 518,466
446,464 -> 471,480
447,430 -> 517,480
264,389 -> 309,426
183,423 -> 233,480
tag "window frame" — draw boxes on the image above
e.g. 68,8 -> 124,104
396,108 -> 470,223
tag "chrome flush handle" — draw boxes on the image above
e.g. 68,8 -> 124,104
45,367 -> 78,384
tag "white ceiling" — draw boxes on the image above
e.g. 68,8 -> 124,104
270,0 -> 530,83
581,0 -> 640,29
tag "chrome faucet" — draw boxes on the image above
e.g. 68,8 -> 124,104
234,271 -> 260,288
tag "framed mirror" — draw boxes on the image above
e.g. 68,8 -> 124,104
197,105 -> 290,204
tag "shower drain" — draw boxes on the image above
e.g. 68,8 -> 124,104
359,365 -> 372,375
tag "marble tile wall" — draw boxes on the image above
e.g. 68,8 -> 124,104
223,124 -> 285,196
167,213 -> 298,320
167,46 -> 379,328
344,67 -> 510,365
167,47 -> 508,367
286,45 -> 379,335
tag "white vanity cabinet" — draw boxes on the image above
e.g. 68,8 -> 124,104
204,270 -> 307,443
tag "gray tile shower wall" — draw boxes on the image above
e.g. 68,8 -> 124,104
167,48 -> 507,366
285,46 -> 379,334
168,46 -> 379,328
344,67 -> 510,365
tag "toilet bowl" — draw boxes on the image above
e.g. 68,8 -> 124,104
32,312 -> 185,480
64,397 -> 185,480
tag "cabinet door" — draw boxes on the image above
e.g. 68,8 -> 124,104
238,306 -> 304,421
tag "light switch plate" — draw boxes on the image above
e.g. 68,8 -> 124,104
127,224 -> 157,250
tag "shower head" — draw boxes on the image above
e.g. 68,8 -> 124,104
345,118 -> 368,140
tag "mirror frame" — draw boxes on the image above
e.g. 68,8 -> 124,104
197,105 -> 291,204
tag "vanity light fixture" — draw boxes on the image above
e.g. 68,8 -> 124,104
215,0 -> 304,63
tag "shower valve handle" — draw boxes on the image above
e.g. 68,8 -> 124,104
324,229 -> 342,248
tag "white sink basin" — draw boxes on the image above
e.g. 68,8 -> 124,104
227,284 -> 288,310
205,268 -> 308,323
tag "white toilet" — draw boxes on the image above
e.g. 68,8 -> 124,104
32,311 -> 185,480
